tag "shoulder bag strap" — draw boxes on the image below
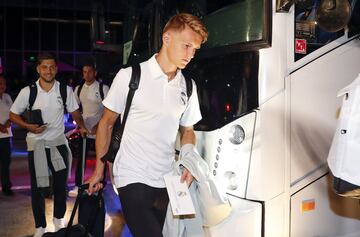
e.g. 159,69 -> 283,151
120,64 -> 141,130
99,82 -> 104,100
28,83 -> 37,111
100,64 -> 141,164
118,63 -> 141,141
59,82 -> 68,114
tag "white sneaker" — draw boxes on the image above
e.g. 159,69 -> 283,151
53,217 -> 65,231
68,186 -> 79,197
33,227 -> 46,237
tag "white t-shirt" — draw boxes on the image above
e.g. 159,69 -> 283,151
0,93 -> 13,138
11,80 -> 79,140
74,80 -> 109,138
104,54 -> 202,188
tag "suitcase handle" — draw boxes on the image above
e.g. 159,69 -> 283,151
78,181 -> 107,193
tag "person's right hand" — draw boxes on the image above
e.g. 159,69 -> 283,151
78,126 -> 88,138
86,172 -> 104,195
26,124 -> 47,134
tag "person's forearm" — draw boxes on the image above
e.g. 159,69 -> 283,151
180,128 -> 196,146
71,110 -> 86,129
93,117 -> 114,175
10,112 -> 29,130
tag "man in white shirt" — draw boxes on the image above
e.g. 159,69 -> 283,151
68,63 -> 109,197
87,13 -> 208,237
0,75 -> 13,196
10,53 -> 87,237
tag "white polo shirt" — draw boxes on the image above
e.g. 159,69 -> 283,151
328,74 -> 360,185
0,93 -> 13,138
11,80 -> 79,140
104,54 -> 202,188
74,80 -> 109,138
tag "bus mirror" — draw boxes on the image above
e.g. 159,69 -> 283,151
316,0 -> 352,32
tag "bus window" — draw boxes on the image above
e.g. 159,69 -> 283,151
184,51 -> 259,131
294,0 -> 359,61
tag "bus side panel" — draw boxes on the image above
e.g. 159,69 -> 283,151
291,175 -> 360,237
289,39 -> 360,189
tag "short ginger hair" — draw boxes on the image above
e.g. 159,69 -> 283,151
163,13 -> 208,43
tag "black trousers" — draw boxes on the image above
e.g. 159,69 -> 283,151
0,137 -> 12,191
28,145 -> 69,228
75,138 -> 94,187
118,183 -> 169,237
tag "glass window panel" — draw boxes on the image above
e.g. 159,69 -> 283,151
58,53 -> 74,66
5,51 -> 22,82
76,10 -> 91,21
58,9 -> 74,20
58,53 -> 78,86
24,51 -> 39,83
5,51 -> 26,94
106,12 -> 122,44
75,23 -> 91,51
107,24 -> 122,44
183,51 -> 259,130
348,0 -> 360,38
75,0 -> 92,12
59,22 -> 74,51
294,0 -> 344,61
57,0 -> 74,10
24,21 -> 40,50
0,7 -> 4,50
24,8 -> 40,50
40,21 -> 57,50
24,7 -> 39,18
40,8 -> 57,18
6,7 -> 23,50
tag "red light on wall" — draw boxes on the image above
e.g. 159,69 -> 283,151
225,103 -> 231,112
95,40 -> 105,45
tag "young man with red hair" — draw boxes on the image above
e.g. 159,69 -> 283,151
87,13 -> 208,237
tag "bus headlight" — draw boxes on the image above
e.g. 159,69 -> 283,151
228,124 -> 245,145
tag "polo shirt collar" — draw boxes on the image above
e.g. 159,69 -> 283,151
84,80 -> 98,88
148,54 -> 182,81
36,79 -> 58,93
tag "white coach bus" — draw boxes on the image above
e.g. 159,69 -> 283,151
121,0 -> 360,236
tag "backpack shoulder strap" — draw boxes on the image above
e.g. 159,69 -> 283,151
99,82 -> 104,100
28,83 -> 37,111
100,64 -> 141,163
184,76 -> 193,100
77,81 -> 85,98
59,82 -> 68,114
121,63 -> 140,126
129,64 -> 141,90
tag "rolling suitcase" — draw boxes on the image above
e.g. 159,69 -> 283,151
43,183 -> 105,237
78,184 -> 105,237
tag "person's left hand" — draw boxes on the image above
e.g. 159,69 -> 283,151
180,168 -> 194,187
